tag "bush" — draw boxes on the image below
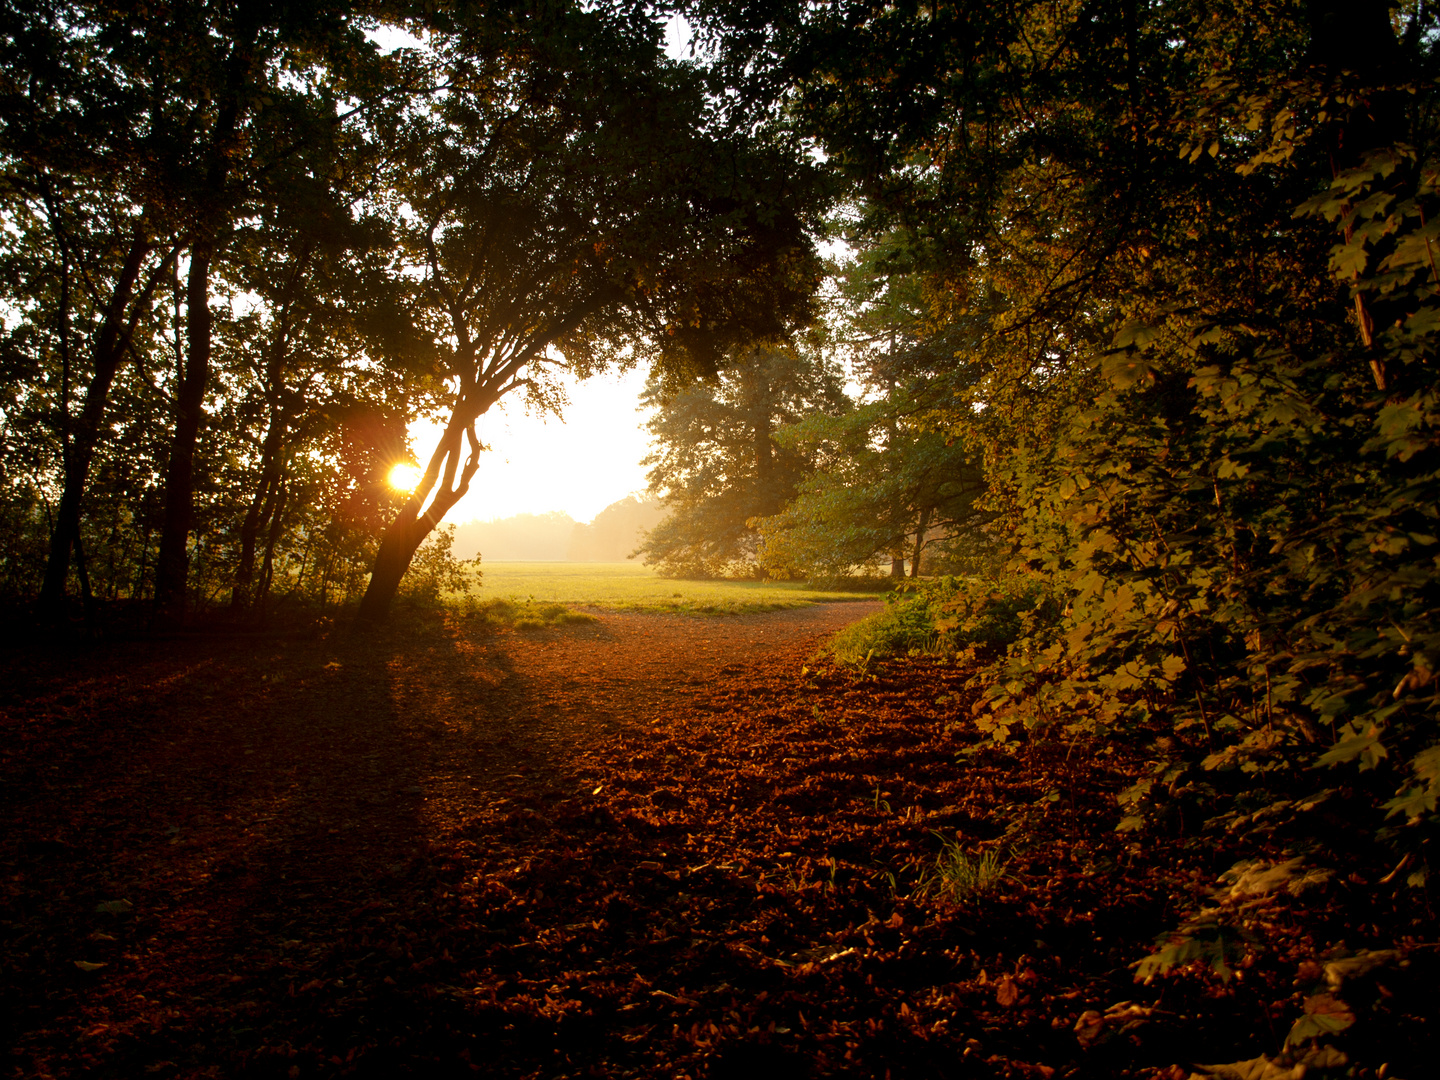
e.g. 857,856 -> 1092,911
822,572 -> 1059,665
400,525 -> 481,603
452,596 -> 597,630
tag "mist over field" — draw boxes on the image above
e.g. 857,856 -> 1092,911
450,495 -> 665,562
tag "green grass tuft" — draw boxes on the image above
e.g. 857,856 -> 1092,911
913,836 -> 1007,903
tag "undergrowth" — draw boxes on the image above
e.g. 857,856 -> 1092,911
821,573 -> 1057,665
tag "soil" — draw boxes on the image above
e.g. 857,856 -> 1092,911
1,603 -> 1434,1079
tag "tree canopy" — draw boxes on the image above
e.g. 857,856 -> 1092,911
0,0 -> 828,624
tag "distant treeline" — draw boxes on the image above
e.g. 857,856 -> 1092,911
451,497 -> 665,563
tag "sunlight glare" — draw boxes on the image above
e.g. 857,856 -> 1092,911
387,462 -> 422,492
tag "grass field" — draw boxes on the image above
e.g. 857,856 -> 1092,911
463,561 -> 882,616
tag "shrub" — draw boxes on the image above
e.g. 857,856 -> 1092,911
401,525 -> 480,603
822,572 -> 1059,665
454,596 -> 597,631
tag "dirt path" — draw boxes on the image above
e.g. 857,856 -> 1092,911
2,603 -> 1431,1079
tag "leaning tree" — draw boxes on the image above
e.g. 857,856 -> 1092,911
354,0 -> 825,621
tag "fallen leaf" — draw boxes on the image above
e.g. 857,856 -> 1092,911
995,974 -> 1021,1007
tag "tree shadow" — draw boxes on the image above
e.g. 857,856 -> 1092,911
0,610 -> 620,1075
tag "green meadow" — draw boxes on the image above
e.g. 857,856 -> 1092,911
466,561 -> 880,616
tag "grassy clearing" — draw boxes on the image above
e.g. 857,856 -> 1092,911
460,561 -> 879,616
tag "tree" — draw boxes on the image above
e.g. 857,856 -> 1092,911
758,233 -> 988,581
637,342 -> 847,577
758,397 -> 984,582
353,2 -> 825,620
754,0 -> 1440,866
0,0 -> 418,624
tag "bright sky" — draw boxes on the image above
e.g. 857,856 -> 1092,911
409,366 -> 654,524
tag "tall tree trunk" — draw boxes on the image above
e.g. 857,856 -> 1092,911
154,241 -> 214,627
38,235 -> 150,614
230,483 -> 267,611
133,498 -> 153,601
355,514 -> 433,622
231,423 -> 286,611
255,483 -> 289,615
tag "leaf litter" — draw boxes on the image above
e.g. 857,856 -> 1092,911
0,603 -> 1433,1078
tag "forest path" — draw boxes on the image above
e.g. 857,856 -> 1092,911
371,601 -> 886,849
2,601 -> 898,1078
5,599 -> 1400,1080
1,601 -> 885,910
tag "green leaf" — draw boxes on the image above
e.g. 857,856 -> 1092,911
1285,994 -> 1355,1046
1100,352 -> 1156,391
1330,241 -> 1370,277
1314,732 -> 1380,769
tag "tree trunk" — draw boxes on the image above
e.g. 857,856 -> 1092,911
231,423 -> 286,611
154,241 -> 214,627
255,483 -> 288,615
355,514 -> 433,623
355,416 -> 483,624
890,555 -> 905,579
133,498 -> 153,601
38,235 -> 150,614
910,506 -> 930,579
230,486 -> 266,611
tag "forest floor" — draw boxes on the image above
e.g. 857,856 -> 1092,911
1,603 -> 1434,1079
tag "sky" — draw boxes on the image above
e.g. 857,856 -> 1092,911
408,366 -> 655,525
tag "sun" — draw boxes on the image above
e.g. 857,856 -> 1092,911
387,462 -> 423,492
